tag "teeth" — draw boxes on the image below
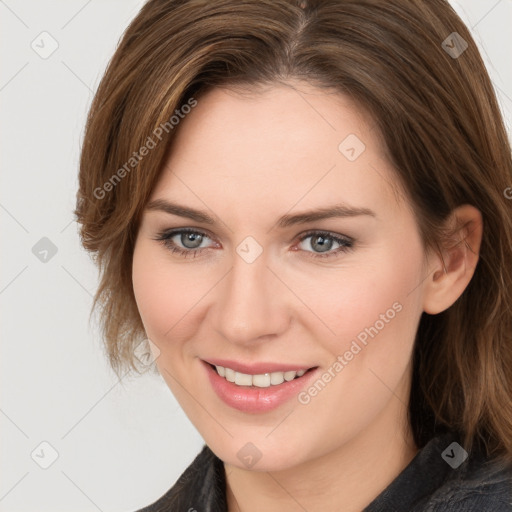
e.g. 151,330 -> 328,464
214,365 -> 309,388
284,371 -> 296,381
225,367 -> 236,382
270,372 -> 285,385
252,373 -> 271,387
235,372 -> 253,386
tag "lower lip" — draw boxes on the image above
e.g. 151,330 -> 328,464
202,360 -> 319,413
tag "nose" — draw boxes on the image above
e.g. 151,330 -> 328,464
211,250 -> 290,347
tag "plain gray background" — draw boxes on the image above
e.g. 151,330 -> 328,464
1,1 -> 511,511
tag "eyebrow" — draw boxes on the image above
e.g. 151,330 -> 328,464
145,199 -> 377,228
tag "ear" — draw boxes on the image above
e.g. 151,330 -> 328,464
422,204 -> 483,315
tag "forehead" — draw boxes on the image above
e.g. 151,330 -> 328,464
151,81 -> 407,221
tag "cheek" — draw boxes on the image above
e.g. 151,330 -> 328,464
291,246 -> 424,437
131,243 -> 202,343
297,239 -> 424,363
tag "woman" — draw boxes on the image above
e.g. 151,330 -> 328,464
75,0 -> 512,510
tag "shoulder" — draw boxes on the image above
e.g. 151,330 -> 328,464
364,431 -> 512,512
133,444 -> 227,512
424,443 -> 512,512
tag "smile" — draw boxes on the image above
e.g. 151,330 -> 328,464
211,363 -> 310,388
202,360 -> 320,413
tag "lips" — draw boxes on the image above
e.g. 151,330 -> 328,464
202,359 -> 320,413
203,358 -> 314,374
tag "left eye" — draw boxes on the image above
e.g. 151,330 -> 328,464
297,232 -> 354,256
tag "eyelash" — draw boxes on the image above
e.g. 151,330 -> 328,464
154,228 -> 355,259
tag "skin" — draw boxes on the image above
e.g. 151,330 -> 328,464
132,80 -> 483,511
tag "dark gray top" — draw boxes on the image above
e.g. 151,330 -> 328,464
135,431 -> 512,511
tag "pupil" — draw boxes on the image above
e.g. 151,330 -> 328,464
182,232 -> 202,249
312,235 -> 332,253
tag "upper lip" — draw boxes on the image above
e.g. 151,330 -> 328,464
203,358 -> 316,374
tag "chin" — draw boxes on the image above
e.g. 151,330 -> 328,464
210,436 -> 310,473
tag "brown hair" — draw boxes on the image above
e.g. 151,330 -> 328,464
75,0 -> 512,465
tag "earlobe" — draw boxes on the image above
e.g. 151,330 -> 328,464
422,205 -> 483,315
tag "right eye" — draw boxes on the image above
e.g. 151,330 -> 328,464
154,228 -> 218,258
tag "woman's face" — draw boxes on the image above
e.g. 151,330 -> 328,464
132,81 -> 431,471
